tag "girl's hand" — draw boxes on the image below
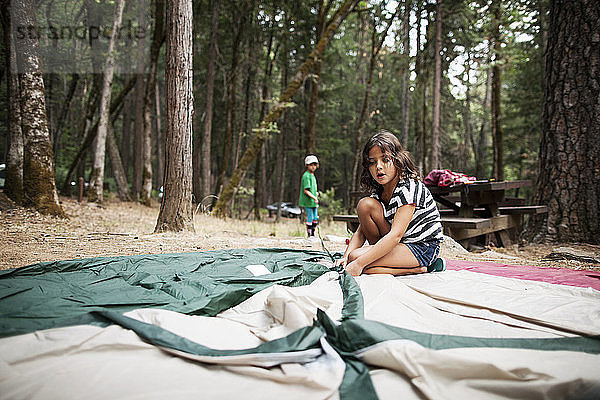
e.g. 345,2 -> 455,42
345,260 -> 364,277
334,256 -> 347,268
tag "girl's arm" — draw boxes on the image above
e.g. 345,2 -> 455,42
334,225 -> 366,267
345,204 -> 415,276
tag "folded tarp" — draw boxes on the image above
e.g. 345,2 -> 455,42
1,249 -> 599,399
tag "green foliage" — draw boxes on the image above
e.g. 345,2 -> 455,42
0,0 -> 548,214
318,188 -> 344,222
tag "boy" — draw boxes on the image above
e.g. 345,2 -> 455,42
299,155 -> 319,237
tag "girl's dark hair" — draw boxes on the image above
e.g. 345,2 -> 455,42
359,130 -> 419,194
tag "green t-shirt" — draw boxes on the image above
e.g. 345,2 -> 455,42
299,170 -> 318,208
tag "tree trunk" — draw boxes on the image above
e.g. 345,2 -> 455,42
133,76 -> 145,200
490,0 -> 504,180
474,45 -> 492,178
155,0 -> 194,233
305,0 -> 327,155
213,0 -> 359,217
461,53 -> 473,173
413,3 -> 424,172
106,123 -> 132,201
215,4 -> 246,198
200,0 -> 220,201
429,0 -> 442,171
61,77 -> 135,194
155,80 -> 164,189
2,1 -> 23,203
141,0 -> 165,206
52,73 -> 79,158
529,0 -> 600,243
351,6 -> 400,191
421,15 -> 434,173
252,24 -> 275,220
88,0 -> 125,203
132,2 -> 147,201
13,0 -> 64,216
400,0 -> 411,147
276,27 -> 289,208
121,93 -> 133,180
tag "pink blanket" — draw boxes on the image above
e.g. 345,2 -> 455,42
447,259 -> 600,291
424,169 -> 477,186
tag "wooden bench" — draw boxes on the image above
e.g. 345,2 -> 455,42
439,205 -> 548,216
332,214 -> 360,232
332,214 -> 493,232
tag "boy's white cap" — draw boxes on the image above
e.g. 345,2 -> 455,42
305,155 -> 319,165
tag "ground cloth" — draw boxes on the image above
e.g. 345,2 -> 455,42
1,248 -> 599,399
448,259 -> 600,290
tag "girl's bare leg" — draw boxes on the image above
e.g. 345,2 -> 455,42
348,243 -> 423,275
363,266 -> 426,276
356,197 -> 391,244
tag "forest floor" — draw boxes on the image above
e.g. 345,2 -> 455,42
0,195 -> 599,272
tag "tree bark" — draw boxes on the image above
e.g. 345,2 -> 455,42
490,0 -> 504,180
305,0 -> 328,155
200,0 -> 220,201
351,5 -> 400,191
429,0 -> 442,170
461,52 -> 473,173
52,73 -> 79,158
415,7 -> 433,174
141,0 -> 165,206
529,0 -> 600,243
155,0 -> 194,233
213,0 -> 359,217
132,4 -> 147,201
214,3 -> 247,198
474,45 -> 492,178
154,80 -> 164,189
88,0 -> 125,203
106,122 -> 132,201
276,23 -> 289,209
252,22 -> 276,220
400,0 -> 411,148
2,1 -> 23,203
121,93 -> 133,180
61,77 -> 135,194
13,0 -> 64,216
413,3 -> 424,172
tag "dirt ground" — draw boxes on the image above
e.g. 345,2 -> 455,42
1,196 -> 599,271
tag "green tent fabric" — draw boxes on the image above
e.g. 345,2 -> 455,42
0,248 -> 359,338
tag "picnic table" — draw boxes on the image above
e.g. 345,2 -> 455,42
428,180 -> 547,247
333,180 -> 547,248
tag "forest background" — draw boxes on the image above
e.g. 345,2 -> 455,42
1,0 -> 598,245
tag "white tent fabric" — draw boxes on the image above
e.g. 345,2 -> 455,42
1,270 -> 599,399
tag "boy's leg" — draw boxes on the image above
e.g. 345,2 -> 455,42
356,197 -> 391,244
305,207 -> 315,236
312,208 -> 319,235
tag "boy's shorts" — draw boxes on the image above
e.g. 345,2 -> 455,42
304,207 -> 319,223
404,240 -> 440,267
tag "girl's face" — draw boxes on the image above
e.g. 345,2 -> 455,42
368,146 -> 397,187
307,163 -> 319,173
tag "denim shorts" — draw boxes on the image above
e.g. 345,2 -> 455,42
404,240 -> 440,267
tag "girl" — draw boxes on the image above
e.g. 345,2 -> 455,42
336,130 -> 446,276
